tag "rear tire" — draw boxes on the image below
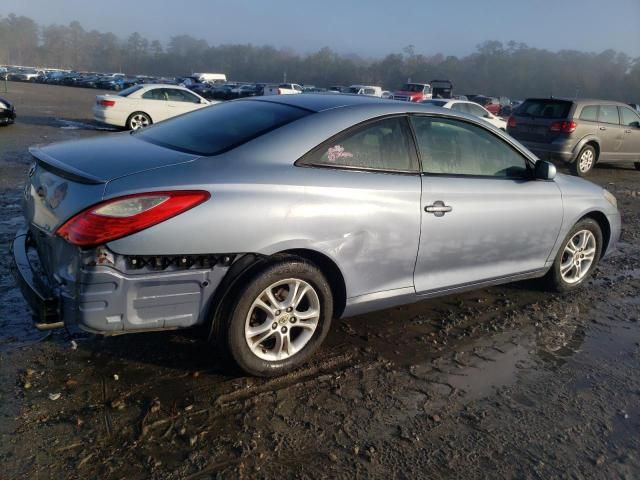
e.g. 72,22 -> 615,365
570,145 -> 597,176
219,256 -> 333,377
543,218 -> 603,292
126,112 -> 152,130
634,162 -> 640,171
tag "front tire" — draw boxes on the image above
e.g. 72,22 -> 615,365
570,145 -> 597,176
634,162 -> 640,171
221,257 -> 333,377
126,112 -> 152,130
543,218 -> 603,292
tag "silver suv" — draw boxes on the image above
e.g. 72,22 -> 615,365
507,98 -> 640,176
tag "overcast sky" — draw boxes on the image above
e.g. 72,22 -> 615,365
2,0 -> 639,58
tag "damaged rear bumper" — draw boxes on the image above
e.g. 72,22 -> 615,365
11,229 -> 233,334
11,231 -> 63,330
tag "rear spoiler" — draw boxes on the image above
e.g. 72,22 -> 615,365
29,146 -> 105,185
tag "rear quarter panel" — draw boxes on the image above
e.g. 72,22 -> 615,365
104,158 -> 422,300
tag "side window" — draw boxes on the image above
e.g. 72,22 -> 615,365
142,88 -> 167,101
467,103 -> 488,118
411,116 -> 528,178
450,103 -> 469,114
300,117 -> 417,172
598,105 -> 620,125
166,89 -> 200,103
620,107 -> 640,127
579,105 -> 598,122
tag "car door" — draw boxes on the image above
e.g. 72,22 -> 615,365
619,106 -> 640,160
410,115 -> 563,294
165,88 -> 205,116
297,115 -> 422,299
140,88 -> 172,122
597,104 -> 625,160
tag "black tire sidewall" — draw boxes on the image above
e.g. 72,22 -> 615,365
225,258 -> 333,377
551,219 -> 603,292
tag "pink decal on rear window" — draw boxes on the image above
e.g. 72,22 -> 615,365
327,145 -> 354,162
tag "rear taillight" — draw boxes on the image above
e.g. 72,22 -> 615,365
57,191 -> 210,247
549,120 -> 577,133
98,99 -> 116,107
507,116 -> 517,128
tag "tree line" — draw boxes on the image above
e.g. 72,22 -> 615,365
1,13 -> 638,101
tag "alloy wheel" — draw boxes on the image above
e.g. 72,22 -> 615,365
579,149 -> 594,173
560,229 -> 597,284
244,278 -> 320,361
130,114 -> 150,130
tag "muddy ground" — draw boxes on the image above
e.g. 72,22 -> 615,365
0,82 -> 639,479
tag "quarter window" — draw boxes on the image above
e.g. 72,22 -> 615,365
411,116 -> 528,178
142,88 -> 168,101
167,89 -> 200,103
450,103 -> 469,114
620,107 -> 640,127
300,117 -> 417,172
579,105 -> 598,122
598,105 -> 620,125
467,103 -> 488,118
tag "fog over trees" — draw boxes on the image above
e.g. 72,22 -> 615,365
1,13 -> 638,101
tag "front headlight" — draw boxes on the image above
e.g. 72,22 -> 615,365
0,101 -> 8,110
603,189 -> 617,208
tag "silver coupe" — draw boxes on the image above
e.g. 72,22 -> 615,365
12,94 -> 621,376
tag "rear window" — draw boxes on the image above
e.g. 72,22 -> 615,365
422,100 -> 447,107
517,99 -> 572,119
135,100 -> 311,155
118,85 -> 143,97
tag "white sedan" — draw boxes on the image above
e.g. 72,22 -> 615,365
93,84 -> 215,130
421,99 -> 507,130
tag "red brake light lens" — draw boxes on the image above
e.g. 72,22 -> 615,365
99,99 -> 116,107
57,190 -> 210,247
507,116 -> 517,128
549,120 -> 577,133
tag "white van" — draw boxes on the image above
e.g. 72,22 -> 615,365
347,85 -> 383,97
192,73 -> 227,84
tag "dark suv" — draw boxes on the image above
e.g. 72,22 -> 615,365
507,98 -> 640,176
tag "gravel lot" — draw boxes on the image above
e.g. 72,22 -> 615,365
1,82 -> 639,479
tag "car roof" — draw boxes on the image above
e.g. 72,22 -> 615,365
245,93 -> 416,113
138,83 -> 188,89
524,97 -> 629,106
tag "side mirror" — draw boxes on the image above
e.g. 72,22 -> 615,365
534,160 -> 556,180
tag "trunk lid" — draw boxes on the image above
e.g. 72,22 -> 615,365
26,133 -> 200,233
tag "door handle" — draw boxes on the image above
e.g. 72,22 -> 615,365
425,200 -> 452,217
625,129 -> 632,133
599,126 -> 607,131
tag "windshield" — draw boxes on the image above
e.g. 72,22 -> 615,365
517,99 -> 573,119
401,84 -> 424,92
136,100 -> 311,155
